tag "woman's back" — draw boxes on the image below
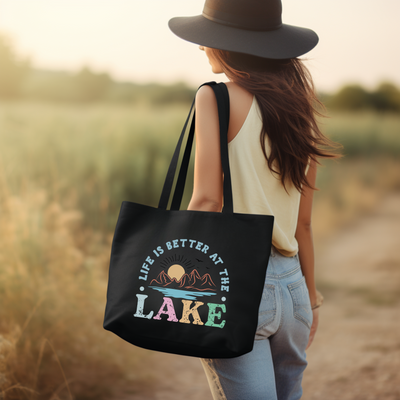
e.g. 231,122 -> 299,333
226,83 -> 305,257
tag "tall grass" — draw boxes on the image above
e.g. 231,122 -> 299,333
0,102 -> 399,399
321,111 -> 400,157
0,186 -> 120,399
0,102 -> 191,399
0,102 -> 193,232
0,180 -> 156,399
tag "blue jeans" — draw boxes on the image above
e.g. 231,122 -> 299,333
201,245 -> 313,400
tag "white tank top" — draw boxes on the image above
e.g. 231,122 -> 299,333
228,96 -> 309,257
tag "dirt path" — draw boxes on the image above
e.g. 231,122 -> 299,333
122,192 -> 400,400
302,192 -> 400,400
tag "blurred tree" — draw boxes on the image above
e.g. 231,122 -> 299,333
370,82 -> 400,112
151,82 -> 196,105
22,69 -> 78,101
327,85 -> 371,111
327,82 -> 400,113
0,33 -> 30,98
73,66 -> 112,102
107,82 -> 140,103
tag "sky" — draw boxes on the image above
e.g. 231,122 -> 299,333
1,0 -> 399,93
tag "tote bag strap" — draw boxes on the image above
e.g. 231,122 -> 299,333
171,82 -> 232,212
212,83 -> 233,213
158,89 -> 198,211
158,81 -> 233,213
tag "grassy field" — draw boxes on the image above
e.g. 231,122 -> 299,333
0,102 -> 399,399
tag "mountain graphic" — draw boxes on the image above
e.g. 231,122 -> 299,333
150,269 -> 216,291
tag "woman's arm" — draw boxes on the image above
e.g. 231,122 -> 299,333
295,158 -> 319,349
295,159 -> 318,304
187,85 -> 223,212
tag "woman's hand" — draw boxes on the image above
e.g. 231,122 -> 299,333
306,307 -> 319,350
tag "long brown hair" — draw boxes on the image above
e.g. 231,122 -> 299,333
211,49 -> 343,194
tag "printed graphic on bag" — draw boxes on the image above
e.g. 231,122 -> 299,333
133,238 -> 229,329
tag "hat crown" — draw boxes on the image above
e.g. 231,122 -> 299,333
202,0 -> 282,31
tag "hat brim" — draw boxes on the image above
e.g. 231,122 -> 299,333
169,15 -> 318,59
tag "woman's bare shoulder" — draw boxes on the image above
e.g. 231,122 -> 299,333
196,85 -> 218,116
196,82 -> 254,143
225,81 -> 253,103
225,82 -> 254,142
196,81 -> 252,103
196,84 -> 216,102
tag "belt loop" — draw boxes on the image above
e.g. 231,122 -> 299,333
271,245 -> 276,257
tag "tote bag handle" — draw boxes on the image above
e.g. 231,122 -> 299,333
158,82 -> 233,213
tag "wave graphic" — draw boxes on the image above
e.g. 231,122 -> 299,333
149,287 -> 217,300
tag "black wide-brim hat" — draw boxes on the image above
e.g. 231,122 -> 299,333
169,0 -> 318,60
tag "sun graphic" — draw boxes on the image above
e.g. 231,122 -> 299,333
167,264 -> 185,281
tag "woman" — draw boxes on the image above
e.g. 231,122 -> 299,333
169,1 -> 341,399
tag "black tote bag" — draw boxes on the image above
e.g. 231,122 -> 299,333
103,82 -> 274,358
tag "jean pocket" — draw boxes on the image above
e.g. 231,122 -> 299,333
288,276 -> 312,329
257,283 -> 277,329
